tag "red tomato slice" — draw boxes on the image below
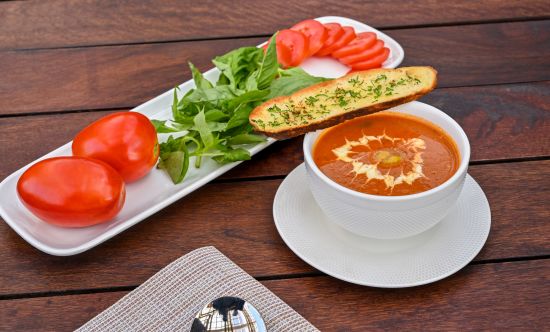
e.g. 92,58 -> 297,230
17,157 -> 125,227
72,112 -> 159,183
356,32 -> 377,40
314,23 -> 344,55
332,32 -> 377,58
274,29 -> 308,68
291,19 -> 327,56
317,26 -> 356,56
338,40 -> 385,65
350,47 -> 390,70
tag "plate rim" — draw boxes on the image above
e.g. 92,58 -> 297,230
273,163 -> 491,288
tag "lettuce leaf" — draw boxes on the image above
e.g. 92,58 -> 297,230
268,67 -> 329,99
154,33 -> 331,184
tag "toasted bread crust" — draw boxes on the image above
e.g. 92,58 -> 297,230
263,91 -> 431,139
249,66 -> 438,139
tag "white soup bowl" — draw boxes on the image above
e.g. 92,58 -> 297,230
303,101 -> 470,239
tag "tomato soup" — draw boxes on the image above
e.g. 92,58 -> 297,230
313,112 -> 460,196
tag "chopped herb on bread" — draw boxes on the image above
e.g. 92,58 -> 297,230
249,66 -> 437,139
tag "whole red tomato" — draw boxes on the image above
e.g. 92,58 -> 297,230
17,157 -> 125,227
72,112 -> 159,182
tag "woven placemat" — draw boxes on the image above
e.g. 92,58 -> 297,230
77,246 -> 318,331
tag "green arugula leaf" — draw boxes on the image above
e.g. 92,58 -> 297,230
204,109 -> 229,122
245,33 -> 279,90
216,73 -> 230,86
255,34 -> 279,89
173,91 -> 203,123
207,121 -> 227,132
189,62 -> 214,90
157,136 -> 190,184
185,85 -> 237,104
225,104 -> 254,131
212,47 -> 263,89
193,110 -> 214,148
227,133 -> 267,145
225,89 -> 269,110
171,87 -> 179,119
222,90 -> 269,132
268,67 -> 330,99
212,147 -> 251,164
152,119 -> 192,133
219,122 -> 255,141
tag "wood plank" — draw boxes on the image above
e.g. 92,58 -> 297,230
0,38 -> 256,115
0,160 -> 548,295
1,0 -> 549,50
270,260 -> 550,331
1,20 -> 549,115
0,260 -> 548,331
397,20 -> 550,87
1,81 -> 549,181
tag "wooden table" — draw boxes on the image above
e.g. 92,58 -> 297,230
1,1 -> 549,330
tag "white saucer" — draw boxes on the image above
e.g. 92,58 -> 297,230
273,164 -> 491,288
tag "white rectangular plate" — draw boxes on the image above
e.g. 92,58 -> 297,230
0,16 -> 403,255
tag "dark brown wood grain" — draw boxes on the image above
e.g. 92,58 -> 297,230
1,0 -> 549,50
0,260 -> 548,331
0,38 -> 255,115
270,260 -> 550,331
1,20 -> 549,115
396,21 -> 550,87
1,82 -> 548,181
0,160 -> 548,296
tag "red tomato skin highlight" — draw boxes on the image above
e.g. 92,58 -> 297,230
317,26 -> 356,56
291,19 -> 327,56
315,23 -> 344,55
275,29 -> 309,68
72,112 -> 159,182
17,157 -> 126,228
349,47 -> 391,70
339,39 -> 385,65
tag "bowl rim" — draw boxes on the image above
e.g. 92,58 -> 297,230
303,101 -> 471,202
